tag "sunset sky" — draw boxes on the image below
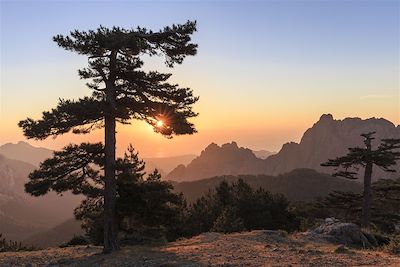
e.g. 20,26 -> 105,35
1,0 -> 399,157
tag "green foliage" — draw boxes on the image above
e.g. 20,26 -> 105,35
0,234 -> 36,252
183,179 -> 300,236
59,235 -> 90,248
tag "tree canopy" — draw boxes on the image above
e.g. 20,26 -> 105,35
321,132 -> 400,179
19,21 -> 199,139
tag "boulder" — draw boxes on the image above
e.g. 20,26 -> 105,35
311,218 -> 377,248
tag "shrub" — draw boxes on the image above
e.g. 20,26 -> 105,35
0,234 -> 36,252
59,235 -> 90,248
184,179 -> 300,236
75,168 -> 187,245
211,207 -> 245,233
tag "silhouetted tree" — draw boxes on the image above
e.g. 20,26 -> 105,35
321,132 -> 400,228
26,144 -> 186,245
322,178 -> 400,233
183,179 -> 299,236
19,22 -> 198,252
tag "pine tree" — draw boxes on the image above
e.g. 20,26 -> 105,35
322,178 -> 400,233
19,21 -> 198,252
69,146 -> 186,245
321,132 -> 400,228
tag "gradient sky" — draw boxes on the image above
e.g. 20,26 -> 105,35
1,0 -> 399,157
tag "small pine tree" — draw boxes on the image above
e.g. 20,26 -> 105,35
322,178 -> 400,233
68,146 -> 187,244
321,132 -> 400,228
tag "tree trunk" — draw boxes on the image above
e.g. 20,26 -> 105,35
103,51 -> 119,253
361,137 -> 373,229
103,112 -> 119,253
361,162 -> 373,228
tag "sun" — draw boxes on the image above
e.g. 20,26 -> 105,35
156,120 -> 164,127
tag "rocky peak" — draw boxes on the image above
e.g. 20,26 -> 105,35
319,113 -> 334,122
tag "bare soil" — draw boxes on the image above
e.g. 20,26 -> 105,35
0,230 -> 399,266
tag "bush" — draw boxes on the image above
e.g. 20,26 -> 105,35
184,179 -> 300,236
59,235 -> 90,248
211,207 -> 245,233
0,234 -> 36,252
75,168 -> 187,245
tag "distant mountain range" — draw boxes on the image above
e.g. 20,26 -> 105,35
172,168 -> 362,203
167,114 -> 400,182
0,141 -> 196,177
143,154 -> 197,176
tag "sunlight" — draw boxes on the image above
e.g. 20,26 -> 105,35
156,120 -> 164,128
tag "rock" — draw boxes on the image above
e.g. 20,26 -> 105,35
324,217 -> 339,224
312,219 -> 376,248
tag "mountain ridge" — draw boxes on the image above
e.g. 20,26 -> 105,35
167,114 -> 400,181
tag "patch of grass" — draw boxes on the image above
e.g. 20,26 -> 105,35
384,236 -> 400,255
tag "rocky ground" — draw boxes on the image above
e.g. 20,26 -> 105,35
0,230 -> 399,266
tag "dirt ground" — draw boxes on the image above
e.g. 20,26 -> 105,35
0,230 -> 399,266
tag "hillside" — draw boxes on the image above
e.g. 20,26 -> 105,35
0,141 -> 53,166
172,168 -> 362,203
23,218 -> 84,248
0,154 -> 37,196
0,154 -> 81,242
1,231 -> 399,266
167,142 -> 266,181
0,141 -> 194,180
167,114 -> 400,182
